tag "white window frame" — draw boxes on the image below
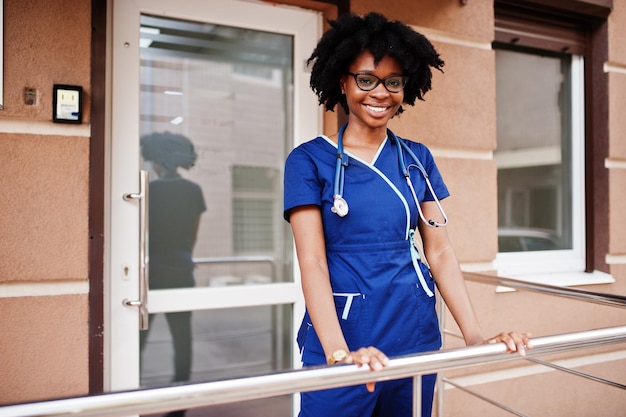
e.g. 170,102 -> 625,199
494,54 -> 613,287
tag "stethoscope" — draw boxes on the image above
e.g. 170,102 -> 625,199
332,123 -> 448,228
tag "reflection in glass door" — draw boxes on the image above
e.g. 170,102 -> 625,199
110,3 -> 320,415
137,12 -> 294,402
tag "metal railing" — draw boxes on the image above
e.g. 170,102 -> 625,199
1,273 -> 625,417
436,272 -> 626,416
463,272 -> 626,309
1,325 -> 625,417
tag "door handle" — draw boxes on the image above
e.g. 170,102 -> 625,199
122,170 -> 150,330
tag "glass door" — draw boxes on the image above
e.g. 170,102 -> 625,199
109,1 -> 320,414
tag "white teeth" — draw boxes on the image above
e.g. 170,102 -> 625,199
366,105 -> 387,113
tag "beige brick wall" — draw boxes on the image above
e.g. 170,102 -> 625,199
353,0 -> 494,39
0,134 -> 89,282
607,0 -> 626,266
608,0 -> 626,64
609,169 -> 626,254
2,0 -> 91,121
0,0 -> 92,404
0,295 -> 89,404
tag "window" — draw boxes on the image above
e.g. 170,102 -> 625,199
494,15 -> 589,280
232,165 -> 279,254
495,48 -> 583,254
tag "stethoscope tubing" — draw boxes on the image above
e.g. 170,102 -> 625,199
333,124 -> 447,227
333,123 -> 349,199
395,136 -> 448,227
332,124 -> 350,217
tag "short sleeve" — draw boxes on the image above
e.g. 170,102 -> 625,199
283,146 -> 323,221
192,182 -> 207,215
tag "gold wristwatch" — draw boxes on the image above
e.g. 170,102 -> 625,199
327,349 -> 350,365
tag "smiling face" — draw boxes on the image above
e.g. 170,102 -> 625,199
340,51 -> 405,131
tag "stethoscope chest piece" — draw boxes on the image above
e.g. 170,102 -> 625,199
331,195 -> 349,217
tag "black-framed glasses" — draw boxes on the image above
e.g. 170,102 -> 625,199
347,72 -> 408,93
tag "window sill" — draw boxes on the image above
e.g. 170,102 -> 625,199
495,270 -> 615,293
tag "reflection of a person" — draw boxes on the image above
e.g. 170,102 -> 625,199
139,132 -> 206,391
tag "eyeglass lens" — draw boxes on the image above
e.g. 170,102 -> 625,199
350,73 -> 407,93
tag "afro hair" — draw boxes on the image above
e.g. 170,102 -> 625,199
140,131 -> 198,172
307,12 -> 444,115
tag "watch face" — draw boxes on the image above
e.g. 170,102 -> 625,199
331,349 -> 349,363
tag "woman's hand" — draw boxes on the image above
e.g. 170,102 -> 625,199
335,346 -> 389,392
484,332 -> 533,357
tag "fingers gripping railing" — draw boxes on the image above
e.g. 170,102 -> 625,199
1,326 -> 625,417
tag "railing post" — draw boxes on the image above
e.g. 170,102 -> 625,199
413,375 -> 422,417
436,290 -> 446,417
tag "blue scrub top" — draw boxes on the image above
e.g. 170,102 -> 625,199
284,132 -> 449,364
